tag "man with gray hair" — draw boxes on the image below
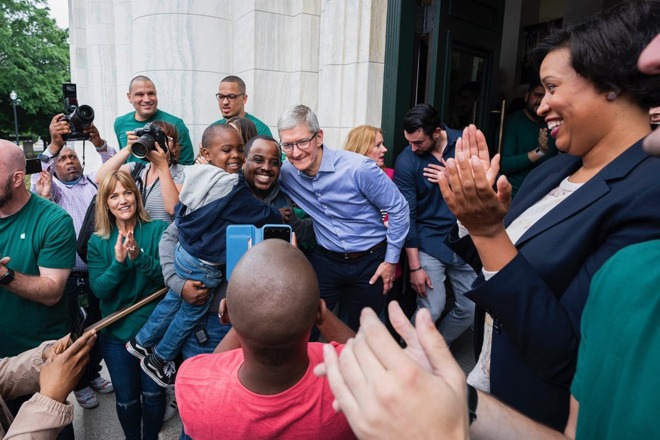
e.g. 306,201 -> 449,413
277,105 -> 409,334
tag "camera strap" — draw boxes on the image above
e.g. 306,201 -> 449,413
140,166 -> 159,205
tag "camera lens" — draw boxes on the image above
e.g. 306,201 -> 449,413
132,133 -> 156,159
71,105 -> 94,128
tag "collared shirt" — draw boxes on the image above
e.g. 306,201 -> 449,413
280,146 -> 409,264
30,144 -> 116,272
393,125 -> 462,264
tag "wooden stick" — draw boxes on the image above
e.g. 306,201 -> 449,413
84,287 -> 168,333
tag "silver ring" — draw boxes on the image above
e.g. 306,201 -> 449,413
128,246 -> 136,252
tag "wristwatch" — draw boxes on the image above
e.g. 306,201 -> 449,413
534,147 -> 546,157
0,267 -> 15,285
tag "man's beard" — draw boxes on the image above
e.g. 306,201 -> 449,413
0,177 -> 14,208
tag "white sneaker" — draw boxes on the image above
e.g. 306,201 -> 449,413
163,385 -> 178,421
74,386 -> 99,409
90,376 -> 114,394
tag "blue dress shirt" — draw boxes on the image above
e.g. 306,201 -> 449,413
280,147 -> 409,264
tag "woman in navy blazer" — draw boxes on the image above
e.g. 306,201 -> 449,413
437,1 -> 660,430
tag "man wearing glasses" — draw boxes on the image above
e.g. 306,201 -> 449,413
212,75 -> 272,137
114,75 -> 195,165
277,105 -> 409,335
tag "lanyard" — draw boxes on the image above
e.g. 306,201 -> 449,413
140,167 -> 160,205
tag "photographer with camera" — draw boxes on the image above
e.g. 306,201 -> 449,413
97,120 -> 184,224
30,114 -> 117,411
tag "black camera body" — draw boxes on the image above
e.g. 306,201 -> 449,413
133,123 -> 168,159
62,83 -> 94,141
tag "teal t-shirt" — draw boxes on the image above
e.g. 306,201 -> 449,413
571,240 -> 660,439
212,113 -> 272,137
0,194 -> 76,357
114,109 -> 195,165
87,219 -> 168,342
500,110 -> 558,197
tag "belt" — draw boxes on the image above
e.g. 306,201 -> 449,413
320,240 -> 387,261
70,271 -> 88,278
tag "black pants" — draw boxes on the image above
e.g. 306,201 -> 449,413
309,244 -> 387,340
66,273 -> 103,391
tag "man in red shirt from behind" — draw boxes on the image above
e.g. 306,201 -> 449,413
175,239 -> 356,440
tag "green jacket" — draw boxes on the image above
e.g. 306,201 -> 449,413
88,219 -> 168,342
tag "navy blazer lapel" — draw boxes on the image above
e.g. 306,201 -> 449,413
505,155 -> 581,224
512,141 -> 649,247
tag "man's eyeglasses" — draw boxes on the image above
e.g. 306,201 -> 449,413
215,93 -> 244,102
280,131 -> 319,152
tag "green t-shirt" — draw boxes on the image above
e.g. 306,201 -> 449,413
87,219 -> 168,342
211,112 -> 272,137
114,108 -> 195,165
571,240 -> 660,439
0,194 -> 76,357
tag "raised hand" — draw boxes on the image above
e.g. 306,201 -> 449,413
35,171 -> 53,199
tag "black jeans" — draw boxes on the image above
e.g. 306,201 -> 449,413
65,273 -> 103,391
309,244 -> 387,340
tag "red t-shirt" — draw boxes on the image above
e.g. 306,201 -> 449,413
176,342 -> 356,440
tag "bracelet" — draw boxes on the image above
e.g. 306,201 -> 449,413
95,140 -> 108,151
409,266 -> 423,273
467,384 -> 478,425
534,146 -> 546,157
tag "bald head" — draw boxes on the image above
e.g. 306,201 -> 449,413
0,140 -> 26,173
0,140 -> 28,212
226,240 -> 320,346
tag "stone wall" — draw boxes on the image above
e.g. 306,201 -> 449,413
68,0 -> 387,169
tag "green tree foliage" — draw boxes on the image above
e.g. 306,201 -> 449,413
0,0 -> 69,142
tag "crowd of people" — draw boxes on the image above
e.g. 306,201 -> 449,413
1,2 -> 660,439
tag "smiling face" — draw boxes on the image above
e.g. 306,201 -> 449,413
128,80 -> 158,121
202,128 -> 245,173
107,180 -> 137,222
280,123 -> 324,176
243,139 -> 281,198
537,48 -> 609,156
55,148 -> 83,182
218,81 -> 247,119
366,131 -> 388,167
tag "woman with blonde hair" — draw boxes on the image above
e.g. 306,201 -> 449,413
344,125 -> 391,177
87,171 -> 169,440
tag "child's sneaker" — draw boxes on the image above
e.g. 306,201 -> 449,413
126,339 -> 152,360
73,386 -> 99,409
141,353 -> 176,388
90,376 -> 114,394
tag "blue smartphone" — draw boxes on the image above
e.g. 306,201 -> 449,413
225,224 -> 292,280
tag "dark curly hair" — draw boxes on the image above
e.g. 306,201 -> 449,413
531,0 -> 660,109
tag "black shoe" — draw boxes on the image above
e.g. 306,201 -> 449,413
141,354 -> 176,388
126,339 -> 152,360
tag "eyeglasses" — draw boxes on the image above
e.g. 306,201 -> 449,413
215,93 -> 244,102
280,131 -> 318,152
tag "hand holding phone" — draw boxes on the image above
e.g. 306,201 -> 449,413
70,306 -> 88,342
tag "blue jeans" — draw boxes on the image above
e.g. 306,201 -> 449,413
135,244 -> 223,361
100,334 -> 165,440
413,251 -> 477,344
